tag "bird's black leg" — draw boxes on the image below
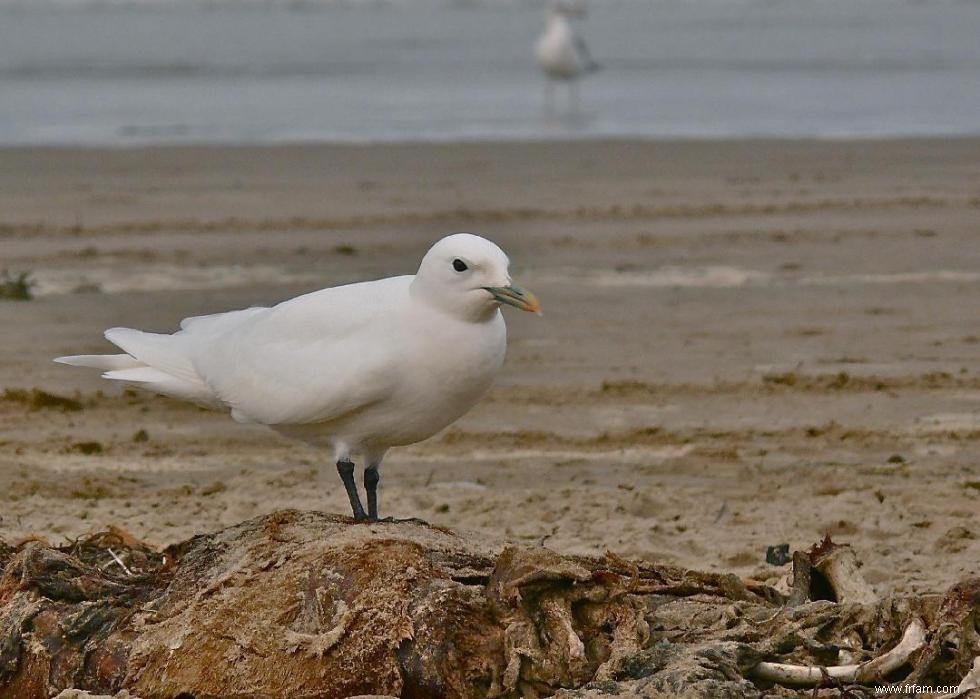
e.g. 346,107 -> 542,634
336,459 -> 367,521
364,465 -> 380,521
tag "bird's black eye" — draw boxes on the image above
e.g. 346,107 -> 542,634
452,258 -> 468,272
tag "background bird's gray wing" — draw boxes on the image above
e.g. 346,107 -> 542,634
574,36 -> 599,71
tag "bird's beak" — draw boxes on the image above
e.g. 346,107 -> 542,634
483,284 -> 542,313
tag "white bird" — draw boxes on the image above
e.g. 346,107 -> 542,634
535,0 -> 599,109
55,233 -> 540,521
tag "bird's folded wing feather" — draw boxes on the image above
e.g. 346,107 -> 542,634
189,277 -> 411,426
574,36 -> 598,70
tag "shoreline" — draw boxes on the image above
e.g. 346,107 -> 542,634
7,132 -> 980,148
7,133 -> 980,154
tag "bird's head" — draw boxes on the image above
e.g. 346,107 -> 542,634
548,0 -> 587,19
412,233 -> 541,321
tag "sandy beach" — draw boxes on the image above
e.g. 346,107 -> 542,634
1,138 -> 978,595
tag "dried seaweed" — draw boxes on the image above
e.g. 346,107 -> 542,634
0,513 -> 976,698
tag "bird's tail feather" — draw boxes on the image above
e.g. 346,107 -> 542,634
103,327 -> 200,385
54,354 -> 142,370
55,327 -> 220,408
102,366 -> 222,407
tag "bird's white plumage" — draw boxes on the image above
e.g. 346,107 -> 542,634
536,5 -> 597,82
56,234 -> 530,469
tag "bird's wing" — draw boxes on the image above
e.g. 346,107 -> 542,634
179,306 -> 267,332
189,276 -> 412,426
573,35 -> 599,71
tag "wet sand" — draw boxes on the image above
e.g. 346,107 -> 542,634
1,138 -> 978,594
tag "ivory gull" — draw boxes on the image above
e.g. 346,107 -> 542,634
55,233 -> 540,521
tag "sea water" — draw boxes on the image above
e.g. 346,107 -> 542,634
1,0 -> 979,145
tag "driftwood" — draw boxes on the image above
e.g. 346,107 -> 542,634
808,536 -> 879,606
751,618 -> 927,685
0,511 -> 978,698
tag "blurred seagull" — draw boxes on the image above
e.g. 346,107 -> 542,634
535,0 -> 599,110
55,234 -> 540,522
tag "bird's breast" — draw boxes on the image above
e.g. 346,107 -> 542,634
400,312 -> 505,403
536,31 -> 582,79
375,311 -> 506,446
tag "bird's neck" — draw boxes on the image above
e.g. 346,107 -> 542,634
409,277 -> 499,324
546,12 -> 569,30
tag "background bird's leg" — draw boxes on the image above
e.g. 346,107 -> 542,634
364,465 -> 380,520
336,459 -> 367,521
544,80 -> 556,115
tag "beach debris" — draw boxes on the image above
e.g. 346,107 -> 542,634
0,269 -> 35,301
765,543 -> 791,566
785,550 -> 814,607
750,618 -> 926,685
808,535 -> 878,605
67,440 -> 104,455
106,548 -> 133,577
200,480 -> 226,496
53,691 -> 141,699
943,656 -> 980,698
0,513 -> 977,698
1,387 -> 83,412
